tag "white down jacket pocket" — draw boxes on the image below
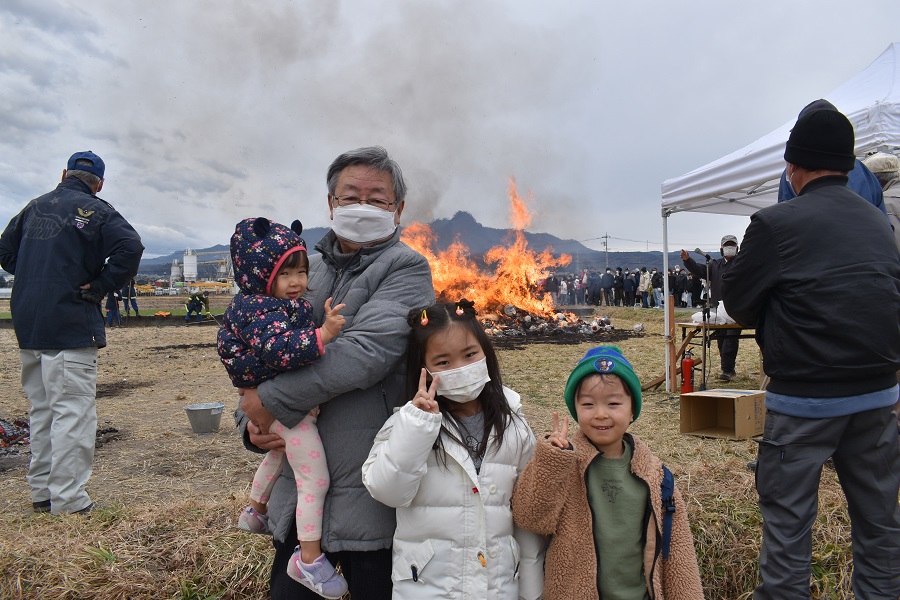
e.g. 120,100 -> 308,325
391,539 -> 435,585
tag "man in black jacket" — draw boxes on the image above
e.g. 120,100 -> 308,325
544,272 -> 560,305
673,266 -> 687,308
585,268 -> 601,306
721,104 -> 900,599
681,234 -> 741,380
613,267 -> 624,306
599,267 -> 614,306
0,151 -> 143,514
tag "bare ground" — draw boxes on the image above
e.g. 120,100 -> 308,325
0,304 -> 858,599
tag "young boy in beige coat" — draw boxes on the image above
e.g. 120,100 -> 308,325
513,345 -> 703,599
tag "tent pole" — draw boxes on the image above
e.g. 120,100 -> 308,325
662,210 -> 673,393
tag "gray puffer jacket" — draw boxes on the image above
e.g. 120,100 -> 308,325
237,227 -> 434,550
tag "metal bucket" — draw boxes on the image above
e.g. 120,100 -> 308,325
184,402 -> 225,434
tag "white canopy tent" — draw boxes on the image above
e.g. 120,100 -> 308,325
655,42 -> 900,391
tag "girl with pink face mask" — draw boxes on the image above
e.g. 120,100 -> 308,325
362,300 -> 545,600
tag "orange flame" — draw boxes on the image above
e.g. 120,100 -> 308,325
508,177 -> 532,231
402,178 -> 571,315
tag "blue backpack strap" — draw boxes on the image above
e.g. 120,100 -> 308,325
660,464 -> 676,559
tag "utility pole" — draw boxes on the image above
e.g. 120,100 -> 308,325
602,232 -> 610,269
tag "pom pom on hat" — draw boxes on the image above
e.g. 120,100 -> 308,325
563,345 -> 642,421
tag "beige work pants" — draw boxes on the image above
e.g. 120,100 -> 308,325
21,348 -> 98,514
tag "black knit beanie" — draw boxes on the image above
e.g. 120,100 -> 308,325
784,106 -> 856,171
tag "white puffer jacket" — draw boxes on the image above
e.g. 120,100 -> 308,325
362,388 -> 545,599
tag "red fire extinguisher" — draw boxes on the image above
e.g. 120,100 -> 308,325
681,349 -> 695,394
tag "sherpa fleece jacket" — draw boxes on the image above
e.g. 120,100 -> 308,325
512,431 -> 703,600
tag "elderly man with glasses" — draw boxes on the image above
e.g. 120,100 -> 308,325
237,146 -> 435,599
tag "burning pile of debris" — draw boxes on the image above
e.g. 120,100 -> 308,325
479,304 -> 640,347
403,178 -> 570,317
402,178 -> 645,348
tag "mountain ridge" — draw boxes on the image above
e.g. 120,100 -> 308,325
135,211 -> 692,279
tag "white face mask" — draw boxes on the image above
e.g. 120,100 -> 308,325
331,204 -> 397,245
428,357 -> 491,403
723,246 -> 737,258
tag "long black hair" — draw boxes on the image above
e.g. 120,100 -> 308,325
405,299 -> 520,461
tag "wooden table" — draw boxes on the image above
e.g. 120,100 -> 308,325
644,321 -> 757,391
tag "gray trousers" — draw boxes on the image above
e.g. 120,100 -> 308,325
21,348 -> 98,514
754,405 -> 900,599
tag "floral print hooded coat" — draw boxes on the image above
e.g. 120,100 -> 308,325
217,217 -> 324,388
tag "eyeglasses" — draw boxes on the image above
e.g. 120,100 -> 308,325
330,195 -> 397,211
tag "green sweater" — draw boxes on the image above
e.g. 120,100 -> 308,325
586,440 -> 650,600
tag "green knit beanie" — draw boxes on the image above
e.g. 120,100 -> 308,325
563,345 -> 642,421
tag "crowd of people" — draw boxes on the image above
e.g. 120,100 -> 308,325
542,265 -> 710,309
2,100 -> 898,600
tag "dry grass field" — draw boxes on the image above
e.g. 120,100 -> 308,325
0,303 -> 857,599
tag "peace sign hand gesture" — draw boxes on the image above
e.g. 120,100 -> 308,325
411,368 -> 440,414
548,411 -> 571,449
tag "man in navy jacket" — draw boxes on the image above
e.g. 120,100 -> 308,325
0,151 -> 143,514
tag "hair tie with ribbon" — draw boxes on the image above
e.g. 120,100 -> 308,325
420,310 -> 429,326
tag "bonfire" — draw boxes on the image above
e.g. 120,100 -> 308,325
401,178 -> 632,344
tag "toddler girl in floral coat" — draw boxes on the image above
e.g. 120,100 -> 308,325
218,217 -> 347,599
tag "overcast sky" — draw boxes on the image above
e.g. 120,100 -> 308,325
2,1 -> 898,258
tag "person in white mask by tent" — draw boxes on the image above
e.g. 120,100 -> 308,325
236,146 -> 435,600
680,235 -> 741,381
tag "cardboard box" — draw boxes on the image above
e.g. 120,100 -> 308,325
679,389 -> 765,440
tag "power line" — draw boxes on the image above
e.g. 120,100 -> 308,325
579,236 -> 728,251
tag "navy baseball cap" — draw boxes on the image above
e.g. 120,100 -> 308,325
67,151 -> 105,179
